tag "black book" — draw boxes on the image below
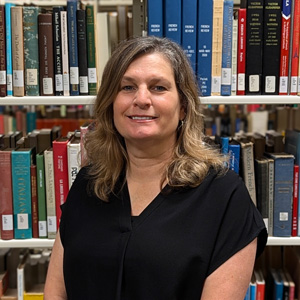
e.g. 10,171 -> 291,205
245,0 -> 264,95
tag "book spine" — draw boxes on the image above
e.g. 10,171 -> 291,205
0,151 -> 14,240
38,13 -> 54,96
246,0 -> 264,94
5,3 -> 15,96
292,164 -> 299,236
11,150 -> 32,239
164,0 -> 182,44
262,0 -> 282,95
77,9 -> 88,95
36,153 -> 47,238
53,140 -> 69,230
60,10 -> 70,96
197,0 -> 213,96
53,7 -> 64,96
211,0 -> 224,96
30,164 -> 38,238
0,6 -> 6,97
44,149 -> 57,239
147,0 -> 163,37
11,6 -> 24,97
86,5 -> 97,95
67,142 -> 81,189
228,144 -> 240,174
279,0 -> 291,95
182,0 -> 197,73
221,0 -> 234,96
67,0 -> 80,96
237,6 -> 247,95
23,6 -> 40,97
289,0 -> 300,95
231,13 -> 238,95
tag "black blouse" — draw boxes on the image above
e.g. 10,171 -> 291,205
60,166 -> 267,300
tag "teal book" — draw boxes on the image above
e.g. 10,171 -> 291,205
23,6 -> 40,96
11,148 -> 33,239
36,152 -> 47,238
5,2 -> 15,96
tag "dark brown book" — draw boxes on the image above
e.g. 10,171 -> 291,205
38,13 -> 54,96
0,6 -> 6,97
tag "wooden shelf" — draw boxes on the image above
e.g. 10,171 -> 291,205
0,96 -> 96,106
0,238 -> 54,248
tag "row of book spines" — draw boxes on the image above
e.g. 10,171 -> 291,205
0,3 -> 98,98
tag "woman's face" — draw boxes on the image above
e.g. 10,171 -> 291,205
113,53 -> 185,148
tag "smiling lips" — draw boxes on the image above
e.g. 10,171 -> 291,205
129,116 -> 157,120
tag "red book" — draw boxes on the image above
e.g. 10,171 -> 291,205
237,1 -> 247,95
292,164 -> 299,236
0,114 -> 4,134
289,0 -> 300,95
30,164 -> 39,238
0,149 -> 14,240
254,269 -> 265,300
53,136 -> 71,229
279,0 -> 292,95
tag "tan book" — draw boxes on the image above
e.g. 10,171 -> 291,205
11,7 -> 24,97
211,0 -> 224,96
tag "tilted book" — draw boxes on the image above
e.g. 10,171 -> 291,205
11,6 -> 24,97
147,0 -> 163,37
23,6 -> 40,97
164,0 -> 182,44
197,0 -> 213,96
182,0 -> 197,73
67,131 -> 81,189
11,148 -> 33,239
0,6 -> 6,97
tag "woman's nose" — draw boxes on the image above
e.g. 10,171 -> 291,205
133,87 -> 152,108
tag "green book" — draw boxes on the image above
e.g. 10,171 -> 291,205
23,6 -> 40,96
86,5 -> 97,95
36,152 -> 47,238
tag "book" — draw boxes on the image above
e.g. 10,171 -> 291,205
30,164 -> 38,239
0,148 -> 14,240
53,136 -> 70,229
211,0 -> 224,96
60,10 -> 70,96
290,0 -> 300,95
67,0 -> 80,96
164,0 -> 182,44
254,269 -> 265,300
249,273 -> 257,300
292,165 -> 299,236
265,152 -> 294,237
67,131 -> 81,189
11,148 -> 33,239
147,0 -> 163,37
23,7 -> 40,97
237,0 -> 247,95
11,6 -> 24,97
5,2 -> 15,96
44,148 -> 57,239
262,0 -> 282,95
231,12 -> 238,95
38,13 -> 54,96
279,0 -> 292,95
228,139 -> 240,174
17,251 -> 29,300
0,271 -> 9,297
182,0 -> 197,73
221,0 -> 234,96
53,6 -> 64,96
77,9 -> 88,95
197,0 -> 213,96
36,152 -> 47,238
269,269 -> 284,300
245,0 -> 264,94
86,5 -> 97,95
0,6 -> 6,97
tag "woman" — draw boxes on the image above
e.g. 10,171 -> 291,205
44,36 -> 267,300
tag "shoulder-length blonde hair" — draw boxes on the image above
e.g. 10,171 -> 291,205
84,36 -> 226,201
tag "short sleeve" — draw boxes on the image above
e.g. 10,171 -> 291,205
207,176 -> 268,276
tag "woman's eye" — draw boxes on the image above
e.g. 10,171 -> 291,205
153,86 -> 166,92
121,86 -> 134,91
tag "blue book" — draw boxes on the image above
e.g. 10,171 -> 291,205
197,0 -> 213,96
67,0 -> 79,96
228,140 -> 240,174
285,129 -> 300,235
182,0 -> 198,73
5,3 -> 15,96
221,0 -> 234,96
266,152 -> 294,237
164,0 -> 181,44
220,136 -> 229,154
249,277 -> 256,300
11,148 -> 33,239
147,0 -> 163,37
270,269 -> 283,300
244,285 -> 250,300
